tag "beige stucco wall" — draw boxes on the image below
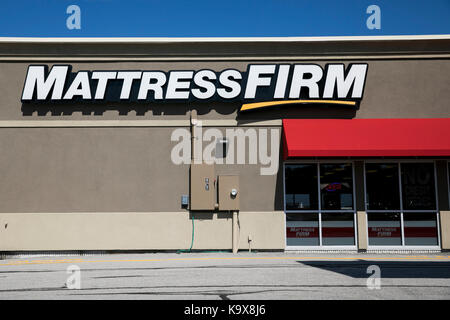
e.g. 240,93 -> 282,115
440,211 -> 450,250
0,211 -> 285,251
236,211 -> 285,250
357,211 -> 368,250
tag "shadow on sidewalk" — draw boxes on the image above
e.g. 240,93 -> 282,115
298,260 -> 450,279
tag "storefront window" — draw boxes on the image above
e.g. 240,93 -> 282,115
403,213 -> 438,246
285,164 -> 318,210
286,213 -> 319,246
285,163 -> 355,247
365,162 -> 438,247
368,212 -> 402,246
365,163 -> 400,210
322,212 -> 355,245
320,164 -> 353,210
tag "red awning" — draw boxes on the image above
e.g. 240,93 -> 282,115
283,118 -> 450,158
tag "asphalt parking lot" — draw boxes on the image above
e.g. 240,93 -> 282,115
0,252 -> 450,300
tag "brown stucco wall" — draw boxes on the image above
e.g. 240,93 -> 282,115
0,126 -> 283,213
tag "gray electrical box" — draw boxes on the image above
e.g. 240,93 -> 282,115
181,195 -> 189,209
190,163 -> 215,210
218,175 -> 240,211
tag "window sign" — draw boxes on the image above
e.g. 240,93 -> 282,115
401,163 -> 436,210
368,212 -> 402,246
286,213 -> 319,246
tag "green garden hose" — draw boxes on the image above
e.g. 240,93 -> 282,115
176,215 -> 230,254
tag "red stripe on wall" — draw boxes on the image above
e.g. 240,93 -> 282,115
322,227 -> 354,237
404,227 -> 437,238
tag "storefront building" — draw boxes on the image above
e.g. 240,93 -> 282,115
0,36 -> 449,252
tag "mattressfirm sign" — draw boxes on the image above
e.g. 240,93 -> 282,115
21,64 -> 368,111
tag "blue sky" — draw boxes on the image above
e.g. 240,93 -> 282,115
0,0 -> 449,37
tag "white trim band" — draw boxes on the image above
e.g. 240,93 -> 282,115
0,35 -> 450,44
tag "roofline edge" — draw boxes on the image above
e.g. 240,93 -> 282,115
1,34 -> 450,44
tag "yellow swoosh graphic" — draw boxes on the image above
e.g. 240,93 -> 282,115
240,99 -> 357,111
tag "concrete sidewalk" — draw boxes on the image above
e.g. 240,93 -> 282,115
0,252 -> 449,299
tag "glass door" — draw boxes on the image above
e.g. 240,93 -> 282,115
284,162 -> 356,249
